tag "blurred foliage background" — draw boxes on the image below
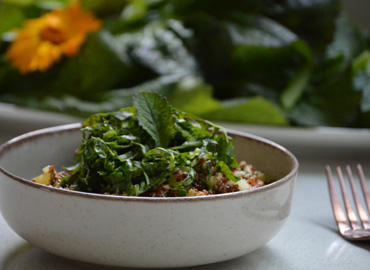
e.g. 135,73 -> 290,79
1,0 -> 370,127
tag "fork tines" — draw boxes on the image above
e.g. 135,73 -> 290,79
325,164 -> 370,241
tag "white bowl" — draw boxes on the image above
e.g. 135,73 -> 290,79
0,123 -> 298,268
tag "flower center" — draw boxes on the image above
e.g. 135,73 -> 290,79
40,26 -> 66,44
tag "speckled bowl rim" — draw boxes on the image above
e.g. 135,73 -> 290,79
0,123 -> 299,203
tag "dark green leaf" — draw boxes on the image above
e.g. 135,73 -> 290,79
225,15 -> 298,48
133,91 -> 175,147
326,14 -> 366,64
49,31 -> 132,98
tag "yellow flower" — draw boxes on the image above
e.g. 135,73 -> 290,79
6,1 -> 101,74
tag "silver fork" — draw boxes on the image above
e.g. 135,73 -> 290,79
325,164 -> 370,241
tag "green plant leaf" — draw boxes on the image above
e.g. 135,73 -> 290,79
280,64 -> 312,110
49,31 -> 135,98
224,14 -> 298,48
326,14 -> 366,64
202,97 -> 288,126
80,0 -> 126,16
216,161 -> 237,182
0,3 -> 25,35
125,20 -> 198,77
2,0 -> 33,7
121,0 -> 147,23
352,50 -> 370,74
133,92 -> 175,147
166,77 -> 222,115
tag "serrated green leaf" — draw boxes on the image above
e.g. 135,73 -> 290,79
133,92 -> 175,147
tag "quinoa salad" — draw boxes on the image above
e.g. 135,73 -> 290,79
33,92 -> 268,197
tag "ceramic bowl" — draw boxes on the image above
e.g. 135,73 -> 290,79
0,123 -> 298,268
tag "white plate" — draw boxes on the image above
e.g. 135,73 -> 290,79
220,122 -> 370,159
0,103 -> 81,144
0,103 -> 81,132
1,103 -> 369,158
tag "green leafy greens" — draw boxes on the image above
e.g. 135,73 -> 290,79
60,92 -> 239,196
1,0 -> 370,127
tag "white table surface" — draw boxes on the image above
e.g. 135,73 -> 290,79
1,111 -> 370,269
